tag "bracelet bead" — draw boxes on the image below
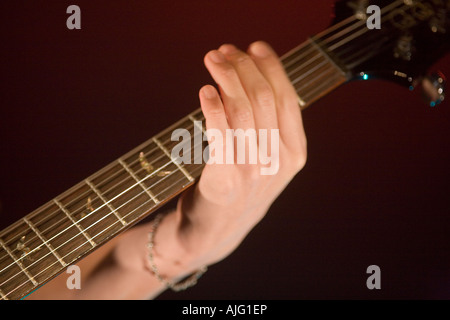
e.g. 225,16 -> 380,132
147,213 -> 207,292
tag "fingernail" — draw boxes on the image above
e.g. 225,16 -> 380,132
208,50 -> 226,63
249,41 -> 271,58
201,85 -> 217,99
219,44 -> 238,56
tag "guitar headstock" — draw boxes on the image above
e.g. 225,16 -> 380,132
328,0 -> 449,106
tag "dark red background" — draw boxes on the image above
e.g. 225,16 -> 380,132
0,1 -> 449,299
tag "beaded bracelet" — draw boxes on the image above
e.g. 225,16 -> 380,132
147,213 -> 208,292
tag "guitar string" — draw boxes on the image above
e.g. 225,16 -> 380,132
292,22 -> 394,95
280,0 -> 403,68
299,71 -> 345,101
283,0 -> 404,75
0,0 -> 412,297
290,0 -> 412,100
289,0 -> 411,95
293,30 -> 390,98
288,3 -> 414,98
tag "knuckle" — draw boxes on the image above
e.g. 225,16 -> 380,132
219,65 -> 237,79
220,44 -> 251,64
206,107 -> 224,119
242,164 -> 261,182
254,85 -> 275,108
232,107 -> 253,122
215,179 -> 236,195
202,178 -> 237,204
276,92 -> 300,111
234,52 -> 251,64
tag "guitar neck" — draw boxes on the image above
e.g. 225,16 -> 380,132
0,29 -> 349,300
0,107 -> 208,300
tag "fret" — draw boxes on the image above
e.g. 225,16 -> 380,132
295,65 -> 343,97
152,109 -> 204,142
89,162 -> 158,225
118,159 -> 161,204
283,40 -> 320,74
85,179 -> 127,226
281,40 -> 313,69
56,181 -> 123,246
0,239 -> 38,286
120,140 -> 190,207
1,218 -> 61,278
285,39 -> 347,108
0,243 -> 35,300
187,112 -> 208,179
188,113 -> 209,172
0,215 -> 66,299
308,38 -> 348,76
290,57 -> 329,87
189,108 -> 205,122
29,199 -> 94,266
23,218 -> 66,267
189,114 -> 206,135
155,116 -> 206,181
0,242 -> 35,300
0,288 -> 8,300
289,54 -> 329,84
301,72 -> 345,102
153,137 -> 194,182
53,199 -> 97,247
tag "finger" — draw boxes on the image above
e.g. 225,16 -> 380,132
218,44 -> 278,132
199,84 -> 229,133
204,50 -> 255,131
247,41 -> 305,146
199,85 -> 229,167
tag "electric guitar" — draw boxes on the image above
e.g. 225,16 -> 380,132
0,0 -> 448,300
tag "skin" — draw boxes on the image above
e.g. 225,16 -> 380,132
27,41 -> 307,300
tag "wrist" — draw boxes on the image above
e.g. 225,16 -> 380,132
147,209 -> 201,281
147,212 -> 207,292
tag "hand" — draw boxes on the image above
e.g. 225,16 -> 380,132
25,41 -> 307,300
170,41 -> 307,269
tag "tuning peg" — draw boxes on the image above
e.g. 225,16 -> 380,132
421,71 -> 446,107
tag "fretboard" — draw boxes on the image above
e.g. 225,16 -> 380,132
0,29 -> 350,300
